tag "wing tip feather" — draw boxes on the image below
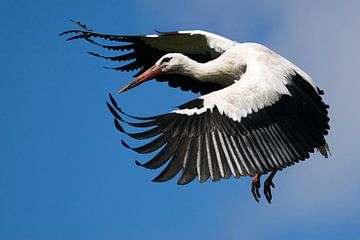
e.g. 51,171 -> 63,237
135,160 -> 144,167
121,139 -> 130,149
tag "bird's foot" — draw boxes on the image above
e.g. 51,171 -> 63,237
251,173 -> 261,202
264,177 -> 275,204
251,170 -> 277,203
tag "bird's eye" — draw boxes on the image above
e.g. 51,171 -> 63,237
161,57 -> 172,63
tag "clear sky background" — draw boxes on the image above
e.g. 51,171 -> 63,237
1,0 -> 360,239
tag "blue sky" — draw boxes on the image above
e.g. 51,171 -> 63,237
1,0 -> 360,239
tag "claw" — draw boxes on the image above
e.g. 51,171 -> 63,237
264,179 -> 275,203
263,170 -> 277,204
251,173 -> 261,202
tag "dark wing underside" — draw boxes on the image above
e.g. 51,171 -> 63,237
60,22 -> 227,95
107,73 -> 330,184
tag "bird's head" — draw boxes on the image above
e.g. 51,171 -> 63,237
119,53 -> 188,93
156,53 -> 188,73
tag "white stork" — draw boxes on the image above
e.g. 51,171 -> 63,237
61,21 -> 330,203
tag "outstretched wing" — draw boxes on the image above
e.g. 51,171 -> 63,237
60,22 -> 236,95
107,71 -> 330,185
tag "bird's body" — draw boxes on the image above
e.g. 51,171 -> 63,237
61,22 -> 330,203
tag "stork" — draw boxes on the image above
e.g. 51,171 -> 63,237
61,21 -> 330,203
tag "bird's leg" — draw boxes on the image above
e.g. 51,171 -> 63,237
264,170 -> 277,204
251,173 -> 261,202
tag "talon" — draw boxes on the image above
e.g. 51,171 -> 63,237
264,179 -> 275,203
263,170 -> 277,204
251,173 -> 261,202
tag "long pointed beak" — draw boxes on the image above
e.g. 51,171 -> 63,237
119,64 -> 162,93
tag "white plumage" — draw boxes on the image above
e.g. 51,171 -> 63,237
175,43 -> 315,122
61,22 -> 330,203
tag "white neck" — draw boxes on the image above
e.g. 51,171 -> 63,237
179,55 -> 243,87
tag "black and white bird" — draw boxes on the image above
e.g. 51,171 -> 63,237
61,22 -> 330,203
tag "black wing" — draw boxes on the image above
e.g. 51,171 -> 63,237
60,21 -> 236,95
107,74 -> 330,184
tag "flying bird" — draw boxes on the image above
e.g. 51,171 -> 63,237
61,21 -> 330,203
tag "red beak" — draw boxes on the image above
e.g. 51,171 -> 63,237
119,64 -> 162,93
